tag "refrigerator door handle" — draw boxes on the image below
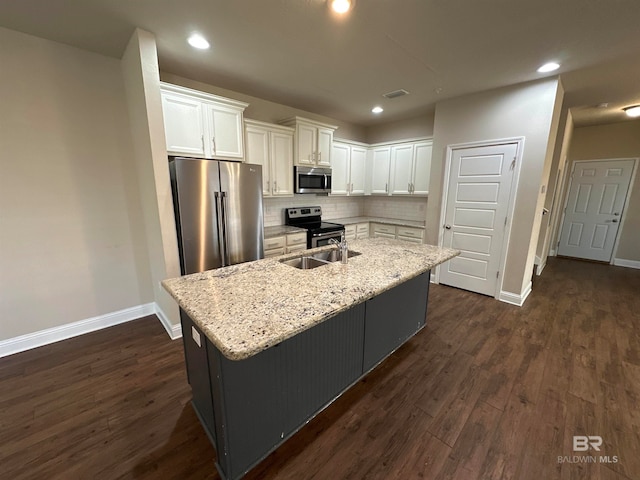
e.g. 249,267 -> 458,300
214,191 -> 226,267
220,191 -> 230,266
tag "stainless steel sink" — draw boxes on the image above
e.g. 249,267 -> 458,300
279,249 -> 361,269
279,256 -> 331,270
311,249 -> 361,262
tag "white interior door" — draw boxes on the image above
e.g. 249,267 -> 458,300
557,159 -> 635,262
439,143 -> 518,296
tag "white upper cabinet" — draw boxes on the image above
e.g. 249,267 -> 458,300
389,140 -> 432,196
280,117 -> 337,167
331,140 -> 367,196
390,144 -> 415,195
331,142 -> 350,195
349,146 -> 367,195
161,93 -> 206,157
370,147 -> 391,195
160,82 -> 248,161
205,103 -> 245,159
244,119 -> 294,197
412,142 -> 432,195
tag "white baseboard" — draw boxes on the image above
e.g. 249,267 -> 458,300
0,303 -> 156,359
155,303 -> 182,339
613,258 -> 640,269
430,272 -> 437,283
536,261 -> 546,276
498,281 -> 532,307
550,248 -> 557,256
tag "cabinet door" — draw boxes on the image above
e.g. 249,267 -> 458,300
371,147 -> 391,194
206,104 -> 244,159
161,92 -> 206,157
390,144 -> 414,195
271,131 -> 294,196
317,127 -> 333,166
296,123 -> 317,165
331,143 -> 350,195
412,142 -> 432,195
349,146 -> 367,195
245,125 -> 271,195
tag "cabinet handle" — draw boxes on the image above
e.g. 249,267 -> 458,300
212,137 -> 216,154
274,180 -> 278,192
318,151 -> 322,162
266,180 -> 270,191
201,135 -> 205,151
351,183 -> 353,193
408,182 -> 411,193
385,183 -> 388,193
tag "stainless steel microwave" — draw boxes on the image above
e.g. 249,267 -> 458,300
294,166 -> 332,194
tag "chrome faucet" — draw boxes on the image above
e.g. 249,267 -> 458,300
329,231 -> 349,264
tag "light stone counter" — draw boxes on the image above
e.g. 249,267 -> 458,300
162,238 -> 458,361
330,216 -> 425,229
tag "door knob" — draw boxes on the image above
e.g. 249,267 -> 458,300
445,225 -> 452,230
614,212 -> 620,216
612,219 -> 618,223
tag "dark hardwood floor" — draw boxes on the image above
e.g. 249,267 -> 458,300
1,257 -> 639,479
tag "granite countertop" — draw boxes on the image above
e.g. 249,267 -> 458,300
330,216 -> 426,229
163,238 -> 458,361
264,225 -> 307,238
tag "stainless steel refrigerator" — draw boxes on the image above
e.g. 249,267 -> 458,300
169,157 -> 264,275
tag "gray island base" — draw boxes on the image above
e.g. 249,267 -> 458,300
163,238 -> 459,479
183,272 -> 429,480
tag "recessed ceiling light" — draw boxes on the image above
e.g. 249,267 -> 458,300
596,103 -> 609,109
372,106 -> 383,114
623,105 -> 640,117
188,34 -> 210,50
331,0 -> 352,14
537,62 -> 560,73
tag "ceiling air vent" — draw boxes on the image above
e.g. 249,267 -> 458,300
382,89 -> 410,99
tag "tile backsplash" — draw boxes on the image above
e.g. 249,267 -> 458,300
263,195 -> 427,226
363,196 -> 428,222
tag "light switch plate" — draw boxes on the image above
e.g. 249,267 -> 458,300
191,325 -> 201,347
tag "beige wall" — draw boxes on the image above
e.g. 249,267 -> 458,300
160,72 -> 367,143
428,78 -> 563,296
121,30 -> 181,330
365,112 -> 435,144
567,120 -> 640,261
0,27 -> 151,341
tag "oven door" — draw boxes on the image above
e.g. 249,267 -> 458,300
311,230 -> 343,248
295,166 -> 331,194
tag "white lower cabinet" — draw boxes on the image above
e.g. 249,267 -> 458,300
245,119 -> 294,197
345,222 -> 370,242
285,232 -> 307,253
264,232 -> 307,258
264,236 -> 286,258
371,223 -> 424,243
356,223 -> 370,239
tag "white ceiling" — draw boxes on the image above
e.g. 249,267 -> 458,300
1,0 -> 639,127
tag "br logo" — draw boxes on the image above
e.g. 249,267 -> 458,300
573,435 -> 602,452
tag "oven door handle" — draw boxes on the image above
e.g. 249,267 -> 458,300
312,231 -> 343,239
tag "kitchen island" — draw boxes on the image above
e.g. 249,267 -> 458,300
163,238 -> 458,480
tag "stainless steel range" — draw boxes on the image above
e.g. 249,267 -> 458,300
285,206 -> 345,248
